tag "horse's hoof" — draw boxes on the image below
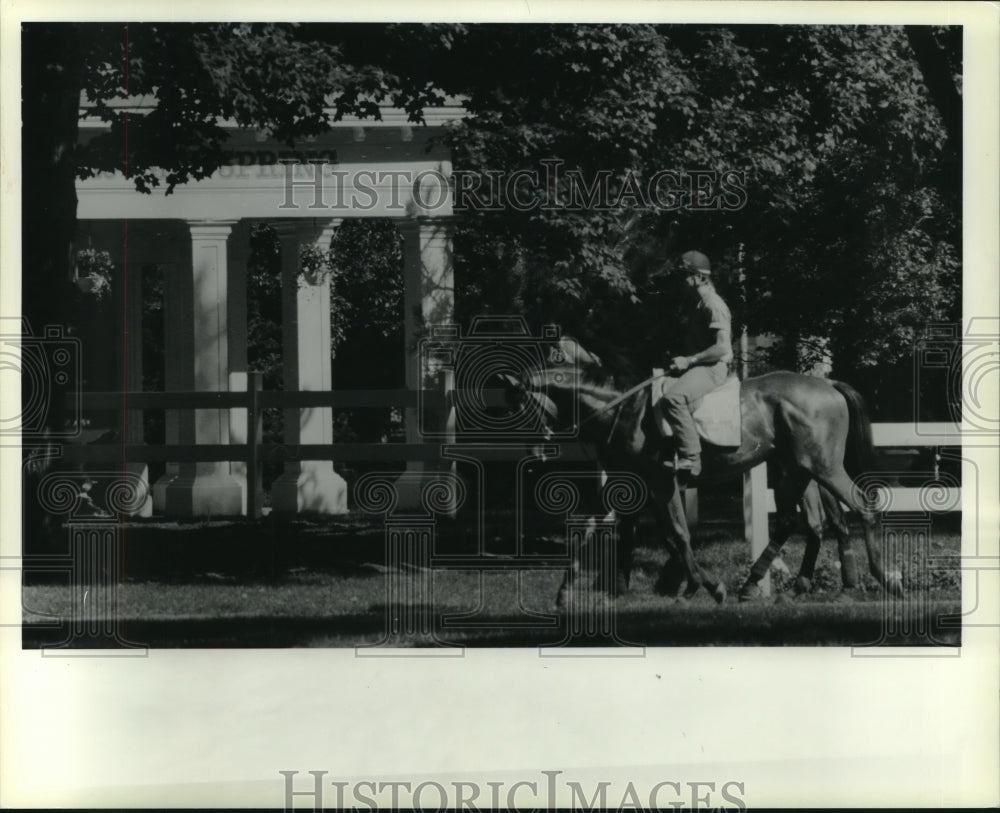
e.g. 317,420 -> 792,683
793,576 -> 812,596
556,590 -> 567,610
674,595 -> 690,608
886,577 -> 904,600
711,583 -> 727,605
835,588 -> 861,603
738,582 -> 764,602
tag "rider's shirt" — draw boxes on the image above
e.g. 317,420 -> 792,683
680,284 -> 733,364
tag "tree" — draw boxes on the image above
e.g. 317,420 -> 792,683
21,22 -> 422,338
241,220 -> 404,479
23,22 -> 961,417
327,220 -> 406,447
722,26 -> 960,416
376,23 -> 959,411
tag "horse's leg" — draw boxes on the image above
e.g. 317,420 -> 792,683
556,553 -> 581,609
556,516 -> 591,609
649,484 -> 685,598
614,514 -> 635,597
814,467 -> 902,597
585,510 -> 615,597
740,468 -> 810,601
793,480 -> 824,595
592,511 -> 633,597
655,554 -> 688,599
656,478 -> 725,604
650,479 -> 690,598
818,485 -> 861,592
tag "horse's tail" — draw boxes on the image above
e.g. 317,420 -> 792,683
831,381 -> 873,479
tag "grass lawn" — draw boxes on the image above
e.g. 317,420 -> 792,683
22,510 -> 962,648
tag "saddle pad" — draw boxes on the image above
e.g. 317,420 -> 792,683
652,371 -> 742,447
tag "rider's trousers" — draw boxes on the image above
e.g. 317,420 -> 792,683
661,361 -> 730,462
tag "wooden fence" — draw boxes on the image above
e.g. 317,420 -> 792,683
57,382 -> 962,560
56,376 -> 587,518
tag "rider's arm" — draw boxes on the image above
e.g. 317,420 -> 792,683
686,325 -> 731,367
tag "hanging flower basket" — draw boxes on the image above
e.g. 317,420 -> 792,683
74,248 -> 115,301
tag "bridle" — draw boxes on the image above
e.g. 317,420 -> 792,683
524,353 -> 668,449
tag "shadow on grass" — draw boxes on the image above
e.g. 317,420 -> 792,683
21,510 -> 962,648
24,599 -> 962,649
22,512 -> 579,586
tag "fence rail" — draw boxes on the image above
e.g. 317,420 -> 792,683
56,442 -> 597,465
70,388 -> 455,410
57,380 -> 571,518
756,421 -> 964,514
57,385 -> 963,526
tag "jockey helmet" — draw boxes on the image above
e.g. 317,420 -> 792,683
680,250 -> 711,275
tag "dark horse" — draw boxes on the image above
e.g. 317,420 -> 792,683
516,337 -> 902,606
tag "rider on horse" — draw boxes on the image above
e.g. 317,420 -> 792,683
660,250 -> 733,480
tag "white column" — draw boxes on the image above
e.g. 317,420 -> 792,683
270,219 -> 348,514
122,260 -> 152,516
102,226 -> 152,517
227,220 -> 251,511
164,220 -> 243,517
395,217 -> 456,511
151,258 -> 188,512
227,219 -> 250,372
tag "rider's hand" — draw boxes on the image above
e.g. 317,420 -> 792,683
670,355 -> 691,372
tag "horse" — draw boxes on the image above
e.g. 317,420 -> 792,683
510,336 -> 902,606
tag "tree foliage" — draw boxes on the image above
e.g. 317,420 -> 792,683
21,22 -> 424,334
75,23 -> 415,194
23,22 -> 962,423
357,23 -> 961,395
244,221 -> 404,450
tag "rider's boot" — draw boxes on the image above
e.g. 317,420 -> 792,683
673,454 -> 701,485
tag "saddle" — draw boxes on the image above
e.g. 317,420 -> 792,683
651,370 -> 742,447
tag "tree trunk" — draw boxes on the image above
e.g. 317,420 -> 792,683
22,23 -> 83,336
904,26 -> 961,152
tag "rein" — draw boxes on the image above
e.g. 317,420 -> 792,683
578,370 -> 668,428
528,353 -> 669,458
